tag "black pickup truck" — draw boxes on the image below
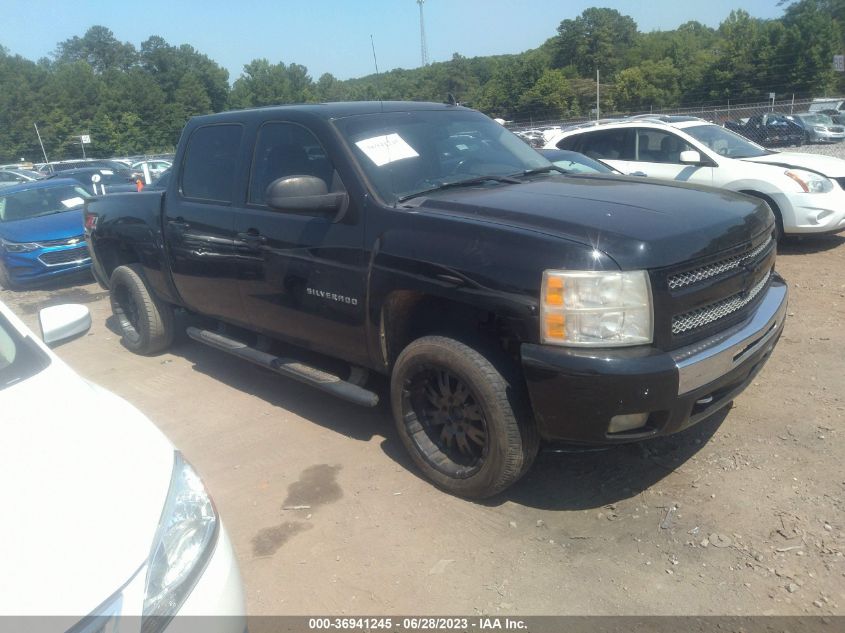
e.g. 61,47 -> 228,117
85,102 -> 788,498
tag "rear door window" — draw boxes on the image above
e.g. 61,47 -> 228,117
572,129 -> 634,160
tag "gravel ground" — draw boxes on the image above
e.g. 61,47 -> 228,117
2,231 -> 843,617
780,141 -> 845,159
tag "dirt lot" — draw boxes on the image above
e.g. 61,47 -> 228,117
2,235 -> 843,616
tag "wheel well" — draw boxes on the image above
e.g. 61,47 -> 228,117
738,189 -> 784,235
95,239 -> 141,280
380,292 -> 523,370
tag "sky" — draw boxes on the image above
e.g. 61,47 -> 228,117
3,0 -> 786,83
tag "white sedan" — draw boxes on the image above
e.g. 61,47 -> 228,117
0,300 -> 245,629
545,117 -> 845,238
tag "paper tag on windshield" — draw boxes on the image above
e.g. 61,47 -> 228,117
355,133 -> 419,167
61,197 -> 85,208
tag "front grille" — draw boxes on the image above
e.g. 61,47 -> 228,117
36,234 -> 85,248
835,177 -> 845,191
668,236 -> 772,290
672,270 -> 771,335
831,127 -> 844,133
39,245 -> 90,266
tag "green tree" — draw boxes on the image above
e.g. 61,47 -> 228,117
614,59 -> 681,110
54,26 -> 137,73
553,8 -> 639,77
516,68 -> 578,120
230,59 -> 314,107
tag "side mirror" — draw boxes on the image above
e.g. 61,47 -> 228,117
679,150 -> 703,165
38,304 -> 91,347
265,175 -> 348,222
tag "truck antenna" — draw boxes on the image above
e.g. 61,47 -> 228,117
370,34 -> 383,106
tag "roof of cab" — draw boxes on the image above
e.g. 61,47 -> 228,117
189,101 -> 467,125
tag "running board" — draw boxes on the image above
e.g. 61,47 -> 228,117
186,327 -> 379,407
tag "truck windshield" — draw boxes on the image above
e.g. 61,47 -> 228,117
334,109 -> 550,204
684,124 -> 772,159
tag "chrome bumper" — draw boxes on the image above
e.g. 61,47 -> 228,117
671,278 -> 788,395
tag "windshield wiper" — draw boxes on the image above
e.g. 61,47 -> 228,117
397,175 -> 521,203
517,165 -> 569,177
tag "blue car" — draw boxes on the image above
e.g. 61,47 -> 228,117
0,179 -> 92,289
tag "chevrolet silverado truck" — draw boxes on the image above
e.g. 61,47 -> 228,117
85,102 -> 788,498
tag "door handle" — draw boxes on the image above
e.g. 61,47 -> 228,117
169,216 -> 189,230
237,229 -> 267,245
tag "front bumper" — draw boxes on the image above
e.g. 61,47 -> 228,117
781,188 -> 845,235
2,245 -> 91,285
813,130 -> 845,142
521,275 -> 788,443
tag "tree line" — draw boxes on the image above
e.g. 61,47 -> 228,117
0,0 -> 841,162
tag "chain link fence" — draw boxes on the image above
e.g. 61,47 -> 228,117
508,97 -> 822,147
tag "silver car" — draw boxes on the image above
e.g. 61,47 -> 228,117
0,168 -> 42,188
793,112 -> 845,143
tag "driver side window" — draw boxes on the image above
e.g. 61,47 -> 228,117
249,122 -> 338,205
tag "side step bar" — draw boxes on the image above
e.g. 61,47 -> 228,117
186,327 -> 379,407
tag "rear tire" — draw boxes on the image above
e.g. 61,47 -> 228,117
390,336 -> 539,499
109,264 -> 174,355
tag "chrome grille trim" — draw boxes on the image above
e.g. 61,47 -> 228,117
667,236 -> 772,290
38,245 -> 90,267
672,271 -> 772,335
36,234 -> 85,248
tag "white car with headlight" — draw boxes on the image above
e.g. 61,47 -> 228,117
545,116 -> 845,238
0,300 -> 245,629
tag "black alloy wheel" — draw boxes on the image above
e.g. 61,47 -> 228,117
403,365 -> 489,477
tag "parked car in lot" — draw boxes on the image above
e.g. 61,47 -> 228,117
86,102 -> 787,498
131,159 -> 173,182
0,179 -> 92,289
0,168 -> 43,188
723,113 -> 804,147
0,299 -> 246,624
546,116 -> 845,238
48,167 -> 139,195
791,112 -> 845,143
538,148 -> 622,174
38,159 -> 134,176
808,98 -> 845,116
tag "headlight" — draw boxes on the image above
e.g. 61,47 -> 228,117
142,452 -> 218,632
813,126 -> 826,132
0,237 -> 40,252
540,270 -> 653,347
785,169 -> 833,193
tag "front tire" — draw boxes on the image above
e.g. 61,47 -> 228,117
109,264 -> 174,355
0,262 -> 16,291
391,336 -> 538,499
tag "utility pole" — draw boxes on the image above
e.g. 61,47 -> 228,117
417,0 -> 429,67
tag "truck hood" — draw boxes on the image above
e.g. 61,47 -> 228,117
0,209 -> 84,243
411,175 -> 772,269
0,360 -> 173,615
740,152 -> 845,177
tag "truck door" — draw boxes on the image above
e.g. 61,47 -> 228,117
232,120 -> 369,366
164,123 -> 248,325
